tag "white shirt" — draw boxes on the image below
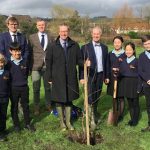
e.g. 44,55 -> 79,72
9,31 -> 17,42
38,32 -> 48,51
92,41 -> 103,72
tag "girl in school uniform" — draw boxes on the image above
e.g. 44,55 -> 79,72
138,35 -> 150,132
120,42 -> 140,126
0,53 -> 10,141
107,36 -> 126,122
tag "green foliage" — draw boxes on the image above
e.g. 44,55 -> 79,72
128,31 -> 139,39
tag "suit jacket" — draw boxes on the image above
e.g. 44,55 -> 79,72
0,32 -> 29,62
79,42 -> 108,80
28,32 -> 54,71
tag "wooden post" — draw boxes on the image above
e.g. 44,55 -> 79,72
84,62 -> 90,145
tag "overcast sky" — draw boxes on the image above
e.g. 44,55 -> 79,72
0,0 -> 149,18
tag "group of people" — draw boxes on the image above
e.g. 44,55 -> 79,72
0,16 -> 150,142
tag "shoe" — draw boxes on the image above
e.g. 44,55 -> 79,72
141,126 -> 150,132
14,126 -> 21,132
126,120 -> 133,126
25,124 -> 36,132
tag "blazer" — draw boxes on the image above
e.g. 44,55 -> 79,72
28,32 -> 54,71
79,42 -> 108,80
0,32 -> 29,61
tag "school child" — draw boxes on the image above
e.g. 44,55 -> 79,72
0,53 -> 10,141
120,42 -> 140,126
107,36 -> 126,122
8,42 -> 35,132
138,35 -> 150,132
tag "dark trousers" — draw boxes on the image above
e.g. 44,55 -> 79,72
0,99 -> 8,133
88,72 -> 103,105
127,98 -> 140,123
11,86 -> 30,127
32,67 -> 51,106
143,87 -> 150,125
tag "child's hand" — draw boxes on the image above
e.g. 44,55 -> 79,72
147,80 -> 150,85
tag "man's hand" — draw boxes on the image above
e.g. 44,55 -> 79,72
80,79 -> 85,85
48,81 -> 52,84
147,80 -> 150,85
105,78 -> 110,84
85,59 -> 91,67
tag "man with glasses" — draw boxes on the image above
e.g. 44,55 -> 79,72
0,16 -> 29,62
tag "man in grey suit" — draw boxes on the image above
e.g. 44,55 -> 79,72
29,19 -> 54,115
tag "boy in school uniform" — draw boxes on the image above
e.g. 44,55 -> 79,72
139,35 -> 150,132
8,42 -> 35,132
0,53 -> 10,141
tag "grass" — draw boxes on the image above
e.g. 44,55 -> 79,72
1,46 -> 150,150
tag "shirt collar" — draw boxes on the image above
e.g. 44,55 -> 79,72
92,41 -> 100,47
0,69 -> 4,75
145,50 -> 150,59
11,56 -> 22,65
9,31 -> 17,36
38,32 -> 46,36
112,49 -> 124,57
126,55 -> 135,63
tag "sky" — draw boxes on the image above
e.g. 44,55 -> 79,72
0,0 -> 149,18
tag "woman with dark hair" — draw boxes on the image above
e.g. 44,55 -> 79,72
107,35 -> 126,123
120,42 -> 140,126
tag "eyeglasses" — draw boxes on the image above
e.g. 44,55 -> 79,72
9,23 -> 18,26
143,43 -> 150,46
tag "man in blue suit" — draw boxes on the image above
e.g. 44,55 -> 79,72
79,26 -> 109,130
0,16 -> 29,62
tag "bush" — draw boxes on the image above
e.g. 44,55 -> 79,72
128,31 -> 139,39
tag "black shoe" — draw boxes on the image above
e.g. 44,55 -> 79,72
14,126 -> 21,132
25,124 -> 36,132
141,126 -> 150,132
118,116 -> 123,122
0,134 -> 7,142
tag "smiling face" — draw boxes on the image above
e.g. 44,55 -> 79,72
36,20 -> 46,33
10,49 -> 21,60
7,21 -> 18,33
59,25 -> 69,40
0,61 -> 4,69
143,40 -> 150,51
92,27 -> 102,43
125,45 -> 135,58
113,38 -> 123,51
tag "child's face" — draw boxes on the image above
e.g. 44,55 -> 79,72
0,61 -> 4,69
10,49 -> 21,60
113,39 -> 122,51
125,45 -> 134,58
143,40 -> 150,50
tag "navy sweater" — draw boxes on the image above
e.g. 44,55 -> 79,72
120,58 -> 138,77
0,70 -> 10,98
138,52 -> 150,87
8,60 -> 29,87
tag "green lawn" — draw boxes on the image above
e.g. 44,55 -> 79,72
1,46 -> 150,150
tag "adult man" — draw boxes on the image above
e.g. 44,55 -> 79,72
0,16 -> 29,62
29,19 -> 54,115
45,24 -> 83,131
80,26 -> 108,130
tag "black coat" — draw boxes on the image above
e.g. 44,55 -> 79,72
45,36 -> 83,103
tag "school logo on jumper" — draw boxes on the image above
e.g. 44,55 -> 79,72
20,65 -> 27,70
118,58 -> 123,62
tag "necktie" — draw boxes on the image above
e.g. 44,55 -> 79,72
13,34 -> 17,42
41,34 -> 45,48
63,42 -> 67,57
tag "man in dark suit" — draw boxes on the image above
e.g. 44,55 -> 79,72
45,24 -> 83,131
0,16 -> 29,62
29,19 -> 54,115
79,26 -> 109,130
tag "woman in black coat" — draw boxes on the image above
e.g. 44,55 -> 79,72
46,24 -> 83,131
